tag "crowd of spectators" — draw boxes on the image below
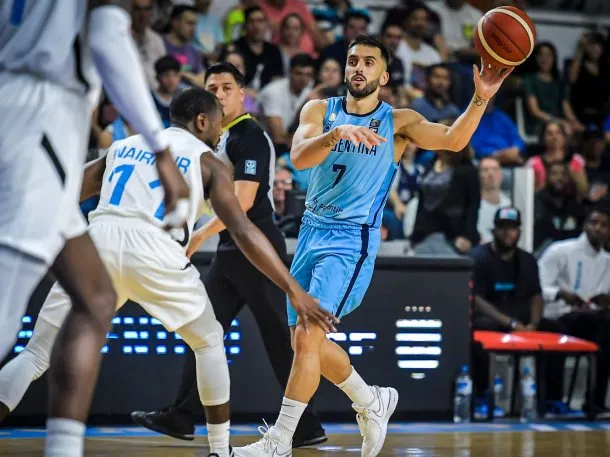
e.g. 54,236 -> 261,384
84,0 -> 610,418
95,0 -> 610,250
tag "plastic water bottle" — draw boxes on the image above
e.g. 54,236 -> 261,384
493,375 -> 504,416
520,367 -> 537,422
453,365 -> 472,423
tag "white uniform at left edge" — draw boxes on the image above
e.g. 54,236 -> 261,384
0,0 -> 101,360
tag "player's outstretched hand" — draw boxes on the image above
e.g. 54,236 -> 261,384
472,58 -> 515,100
155,148 -> 190,229
289,288 -> 339,334
334,125 -> 387,150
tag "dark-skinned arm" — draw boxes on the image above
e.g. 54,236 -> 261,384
528,295 -> 543,329
474,295 -> 515,328
80,155 -> 107,201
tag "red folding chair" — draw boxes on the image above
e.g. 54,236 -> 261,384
473,331 -> 540,421
512,331 -> 598,419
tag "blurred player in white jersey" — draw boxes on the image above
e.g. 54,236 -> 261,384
0,1 -> 190,456
0,88 -> 336,457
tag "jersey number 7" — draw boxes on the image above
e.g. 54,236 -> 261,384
332,163 -> 347,188
108,164 -> 166,220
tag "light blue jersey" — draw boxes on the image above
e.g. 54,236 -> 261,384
304,97 -> 398,228
287,96 -> 398,326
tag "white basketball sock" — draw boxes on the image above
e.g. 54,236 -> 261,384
207,421 -> 230,457
274,396 -> 307,445
336,366 -> 375,407
44,418 -> 85,457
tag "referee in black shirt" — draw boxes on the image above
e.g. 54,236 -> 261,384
131,63 -> 326,447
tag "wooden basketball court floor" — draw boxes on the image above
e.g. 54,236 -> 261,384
2,422 -> 610,457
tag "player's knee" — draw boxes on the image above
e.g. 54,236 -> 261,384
181,318 -> 223,352
292,323 -> 325,354
94,287 -> 117,328
78,286 -> 117,335
194,330 -> 223,352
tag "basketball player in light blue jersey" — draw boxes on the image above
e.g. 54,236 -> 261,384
235,36 -> 513,457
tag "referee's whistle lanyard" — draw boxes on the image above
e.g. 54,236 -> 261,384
223,113 -> 253,131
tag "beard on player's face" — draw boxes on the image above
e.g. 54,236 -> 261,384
346,76 -> 380,99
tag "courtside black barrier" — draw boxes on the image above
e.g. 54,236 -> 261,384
4,254 -> 472,423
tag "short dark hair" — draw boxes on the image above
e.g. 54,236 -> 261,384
289,53 -> 316,71
404,1 -> 430,22
381,21 -> 402,36
154,56 -> 180,75
281,13 -> 304,29
343,8 -> 371,26
244,6 -> 264,23
170,87 -> 221,125
586,203 -> 610,222
204,62 -> 245,87
426,63 -> 451,79
170,5 -> 197,21
347,35 -> 390,66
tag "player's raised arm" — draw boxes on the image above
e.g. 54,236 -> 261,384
88,0 -> 189,224
396,62 -> 513,152
201,153 -> 339,333
291,100 -> 386,170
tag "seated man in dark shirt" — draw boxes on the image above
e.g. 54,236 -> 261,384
470,207 -> 565,417
534,162 -> 586,253
222,6 -> 284,90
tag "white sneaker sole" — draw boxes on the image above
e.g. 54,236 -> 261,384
364,387 -> 399,457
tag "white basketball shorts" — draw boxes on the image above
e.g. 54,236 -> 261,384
38,217 -> 210,332
0,73 -> 90,265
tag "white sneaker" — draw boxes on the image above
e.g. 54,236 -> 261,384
233,423 -> 292,457
353,386 -> 399,457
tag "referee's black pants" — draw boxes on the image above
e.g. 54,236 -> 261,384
173,221 -> 321,429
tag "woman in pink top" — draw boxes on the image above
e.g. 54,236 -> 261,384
526,121 -> 589,197
260,0 -> 327,55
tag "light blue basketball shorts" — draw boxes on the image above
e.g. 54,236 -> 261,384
286,214 -> 381,326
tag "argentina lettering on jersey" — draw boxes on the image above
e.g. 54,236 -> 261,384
90,128 -> 208,247
304,97 -> 398,228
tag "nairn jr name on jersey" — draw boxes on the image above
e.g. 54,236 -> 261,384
113,145 -> 192,174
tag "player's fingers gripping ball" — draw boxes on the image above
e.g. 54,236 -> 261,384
474,6 -> 536,69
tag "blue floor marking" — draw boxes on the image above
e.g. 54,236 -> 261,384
0,422 -> 609,440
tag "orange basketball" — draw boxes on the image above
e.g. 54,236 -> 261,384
474,6 -> 536,68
